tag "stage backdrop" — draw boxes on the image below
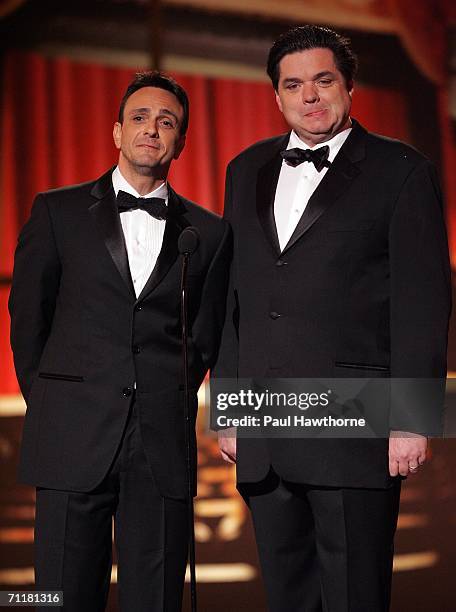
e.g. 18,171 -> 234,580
1,50 -> 412,393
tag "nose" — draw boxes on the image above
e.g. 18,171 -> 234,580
144,118 -> 159,137
302,81 -> 319,104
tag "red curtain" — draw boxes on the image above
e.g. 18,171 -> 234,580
1,51 -> 413,393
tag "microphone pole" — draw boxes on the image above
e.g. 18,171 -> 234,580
178,226 -> 200,612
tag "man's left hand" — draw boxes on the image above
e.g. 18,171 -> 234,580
389,431 -> 427,477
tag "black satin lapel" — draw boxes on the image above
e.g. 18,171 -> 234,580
282,149 -> 361,254
256,154 -> 282,256
137,189 -> 188,301
89,187 -> 135,296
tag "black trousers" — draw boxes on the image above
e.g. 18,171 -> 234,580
239,468 -> 401,612
34,401 -> 189,612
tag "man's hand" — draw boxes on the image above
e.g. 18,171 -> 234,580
218,428 -> 237,464
389,430 -> 427,477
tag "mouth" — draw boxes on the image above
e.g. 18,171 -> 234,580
305,109 -> 326,118
137,143 -> 161,150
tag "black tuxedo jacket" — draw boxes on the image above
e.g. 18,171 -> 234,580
9,168 -> 231,499
213,119 -> 451,489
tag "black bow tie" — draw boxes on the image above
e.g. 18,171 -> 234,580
116,190 -> 167,220
281,145 -> 330,172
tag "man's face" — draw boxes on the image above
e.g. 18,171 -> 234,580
275,47 -> 352,146
113,86 -> 185,178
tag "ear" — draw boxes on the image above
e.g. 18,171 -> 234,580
113,122 -> 122,150
173,134 -> 186,160
347,80 -> 354,97
275,91 -> 283,114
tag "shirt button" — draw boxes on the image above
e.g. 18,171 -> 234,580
133,345 -> 141,354
270,312 -> 281,320
123,387 -> 132,397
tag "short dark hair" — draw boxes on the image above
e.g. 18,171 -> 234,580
267,25 -> 358,91
118,70 -> 189,136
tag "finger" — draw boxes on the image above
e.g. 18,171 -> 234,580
220,450 -> 235,464
228,444 -> 237,461
219,439 -> 233,453
221,442 -> 236,458
398,460 -> 409,477
418,453 -> 426,465
389,459 -> 399,477
221,453 -> 234,464
225,442 -> 236,460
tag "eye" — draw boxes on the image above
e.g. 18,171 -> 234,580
132,115 -> 145,121
285,82 -> 300,90
159,118 -> 176,128
317,79 -> 333,87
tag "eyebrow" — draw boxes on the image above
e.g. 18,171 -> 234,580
282,71 -> 336,85
128,107 -> 150,115
158,108 -> 179,123
128,107 -> 179,123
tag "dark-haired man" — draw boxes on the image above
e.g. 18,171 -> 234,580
214,25 -> 451,611
10,71 -> 230,611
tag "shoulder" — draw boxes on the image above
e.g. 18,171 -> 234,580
28,178 -> 100,228
175,193 -> 230,239
364,130 -> 428,167
30,170 -> 117,226
228,133 -> 289,171
345,120 -> 436,187
345,118 -> 430,180
365,133 -> 439,194
37,178 -> 98,205
352,122 -> 441,202
33,178 -> 108,227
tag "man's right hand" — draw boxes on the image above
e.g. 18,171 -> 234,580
218,428 -> 237,463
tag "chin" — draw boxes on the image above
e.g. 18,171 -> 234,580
133,155 -> 160,167
302,117 -> 331,131
131,160 -> 158,173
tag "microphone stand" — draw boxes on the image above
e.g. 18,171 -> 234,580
180,234 -> 198,612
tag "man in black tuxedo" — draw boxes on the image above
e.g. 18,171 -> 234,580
214,26 -> 451,611
9,71 -> 230,611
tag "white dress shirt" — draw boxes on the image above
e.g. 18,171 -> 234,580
274,126 -> 352,251
112,166 -> 168,298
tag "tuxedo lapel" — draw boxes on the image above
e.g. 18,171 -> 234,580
89,168 -> 135,296
282,120 -> 366,254
136,186 -> 189,301
256,134 -> 289,256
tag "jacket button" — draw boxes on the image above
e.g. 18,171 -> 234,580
135,305 -> 143,312
276,260 -> 287,267
270,311 -> 281,320
133,345 -> 141,354
123,387 -> 132,397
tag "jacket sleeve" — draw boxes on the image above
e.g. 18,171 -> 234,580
211,163 -> 240,379
8,193 -> 61,401
389,159 -> 451,434
192,218 -> 232,373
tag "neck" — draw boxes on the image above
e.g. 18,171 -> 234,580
117,160 -> 168,195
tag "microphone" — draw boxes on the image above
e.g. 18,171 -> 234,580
178,226 -> 199,256
178,226 -> 199,612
